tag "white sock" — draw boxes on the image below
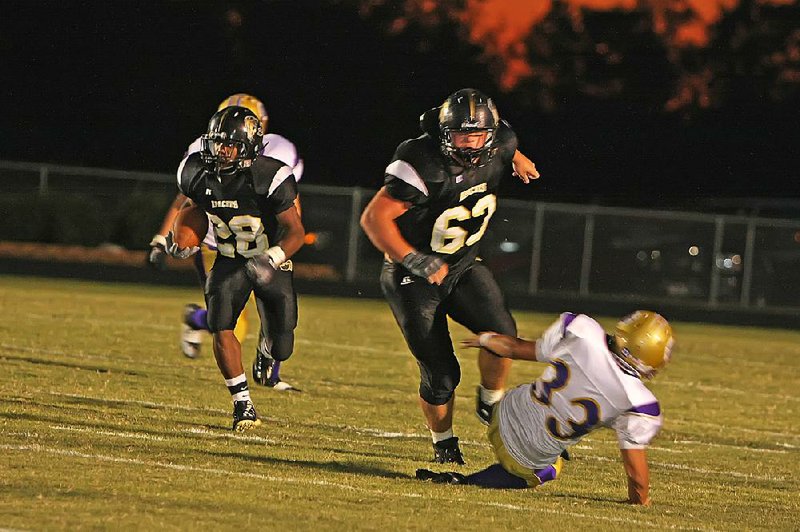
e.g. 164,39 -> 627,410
430,428 -> 454,443
479,385 -> 504,405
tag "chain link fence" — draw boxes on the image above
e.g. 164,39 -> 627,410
2,159 -> 798,313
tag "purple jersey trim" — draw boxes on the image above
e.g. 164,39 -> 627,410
630,402 -> 661,417
562,312 -> 578,334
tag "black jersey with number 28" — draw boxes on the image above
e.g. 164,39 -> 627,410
177,152 -> 297,260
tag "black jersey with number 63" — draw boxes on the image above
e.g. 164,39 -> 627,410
384,120 -> 518,277
177,152 -> 297,260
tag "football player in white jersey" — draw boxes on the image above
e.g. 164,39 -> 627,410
416,310 -> 674,506
149,93 -> 303,391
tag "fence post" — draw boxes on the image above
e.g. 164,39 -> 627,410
709,216 -> 725,305
39,166 -> 49,195
345,187 -> 364,282
740,219 -> 756,307
528,202 -> 544,295
579,210 -> 595,296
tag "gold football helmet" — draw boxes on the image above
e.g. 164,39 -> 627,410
218,93 -> 268,132
613,310 -> 674,379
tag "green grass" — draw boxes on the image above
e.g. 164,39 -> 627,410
1,275 -> 798,530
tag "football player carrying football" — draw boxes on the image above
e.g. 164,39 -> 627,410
417,310 -> 674,506
170,106 -> 304,431
360,88 -> 540,464
149,93 -> 304,392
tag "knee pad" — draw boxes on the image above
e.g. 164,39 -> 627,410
269,331 -> 294,361
419,361 -> 461,405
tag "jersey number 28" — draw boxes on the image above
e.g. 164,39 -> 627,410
207,214 -> 268,258
430,194 -> 497,254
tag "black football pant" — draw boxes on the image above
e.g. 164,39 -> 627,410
380,260 -> 516,405
204,256 -> 297,361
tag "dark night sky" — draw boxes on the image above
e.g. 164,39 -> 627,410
2,0 -> 798,209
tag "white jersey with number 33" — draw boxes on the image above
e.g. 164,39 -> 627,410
497,313 -> 663,469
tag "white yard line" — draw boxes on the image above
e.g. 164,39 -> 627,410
0,443 -> 712,531
19,393 -> 790,484
658,380 -> 800,403
587,455 -> 786,482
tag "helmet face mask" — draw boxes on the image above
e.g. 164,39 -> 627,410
201,106 -> 263,175
612,310 -> 674,379
438,88 -> 500,168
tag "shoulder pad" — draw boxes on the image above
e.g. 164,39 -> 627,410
496,119 -> 518,150
261,134 -> 299,168
419,107 -> 440,137
185,136 -> 203,157
176,152 -> 206,195
251,155 -> 294,196
390,137 -> 446,185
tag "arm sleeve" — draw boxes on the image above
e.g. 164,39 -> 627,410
495,120 -> 519,166
611,409 -> 663,449
534,312 -> 577,361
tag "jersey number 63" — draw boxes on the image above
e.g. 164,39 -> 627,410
430,194 -> 497,254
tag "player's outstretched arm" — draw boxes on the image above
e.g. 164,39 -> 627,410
511,150 -> 540,184
620,448 -> 651,506
461,333 -> 538,361
361,187 -> 448,285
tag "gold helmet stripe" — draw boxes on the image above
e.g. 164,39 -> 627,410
468,92 -> 476,121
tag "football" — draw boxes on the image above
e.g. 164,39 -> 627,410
173,203 -> 208,249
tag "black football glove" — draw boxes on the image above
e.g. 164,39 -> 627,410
147,234 -> 168,270
401,251 -> 444,279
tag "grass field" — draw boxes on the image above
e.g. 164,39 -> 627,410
1,275 -> 798,530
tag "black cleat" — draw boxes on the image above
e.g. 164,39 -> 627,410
416,468 -> 467,484
432,437 -> 465,465
560,448 -> 571,461
232,400 -> 262,432
252,354 -> 301,392
475,386 -> 495,426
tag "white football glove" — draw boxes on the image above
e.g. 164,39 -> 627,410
164,231 -> 199,260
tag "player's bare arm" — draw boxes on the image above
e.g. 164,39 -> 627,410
275,205 -> 305,261
512,150 -> 540,184
620,448 -> 651,505
361,187 -> 449,285
461,333 -> 538,361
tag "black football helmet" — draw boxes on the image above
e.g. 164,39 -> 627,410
438,88 -> 500,167
200,106 -> 263,174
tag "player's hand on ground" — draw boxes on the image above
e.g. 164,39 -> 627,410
402,251 -> 447,285
147,234 -> 168,270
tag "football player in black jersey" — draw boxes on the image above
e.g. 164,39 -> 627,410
149,93 -> 304,393
172,106 -> 305,431
361,88 -> 539,463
